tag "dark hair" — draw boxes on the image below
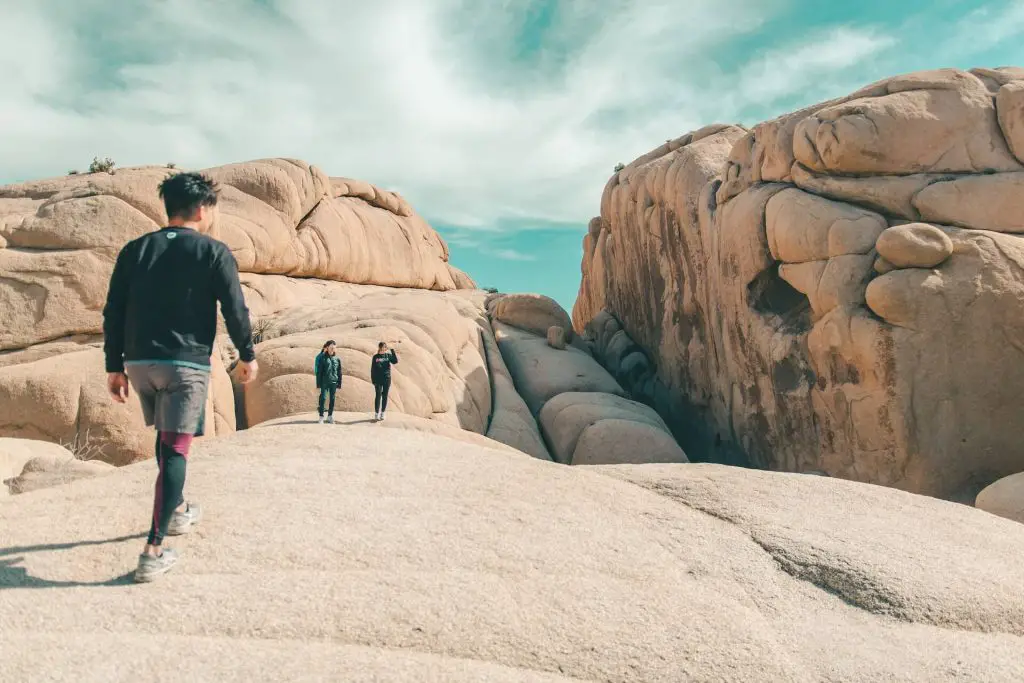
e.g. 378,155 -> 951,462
322,340 -> 336,352
378,341 -> 387,351
159,172 -> 219,220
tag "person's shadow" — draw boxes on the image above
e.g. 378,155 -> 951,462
0,533 -> 144,589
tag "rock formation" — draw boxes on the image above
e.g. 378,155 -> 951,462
489,295 -> 687,466
2,424 -> 1024,681
574,67 -> 1024,500
0,160 -> 478,464
976,472 -> 1024,525
0,158 -> 688,470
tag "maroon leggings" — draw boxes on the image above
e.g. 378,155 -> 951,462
147,431 -> 193,546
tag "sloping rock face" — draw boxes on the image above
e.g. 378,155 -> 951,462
492,306 -> 687,465
2,425 -> 1024,681
0,159 -> 476,465
574,67 -> 1024,500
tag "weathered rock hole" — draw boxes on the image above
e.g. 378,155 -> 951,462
747,266 -> 812,335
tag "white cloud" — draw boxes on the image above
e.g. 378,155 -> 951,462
0,0 -> 898,228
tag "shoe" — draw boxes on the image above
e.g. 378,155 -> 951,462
318,415 -> 325,424
134,548 -> 179,583
166,502 -> 202,536
326,415 -> 334,424
379,412 -> 386,421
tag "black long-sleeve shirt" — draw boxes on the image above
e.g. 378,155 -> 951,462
102,226 -> 255,373
370,350 -> 398,385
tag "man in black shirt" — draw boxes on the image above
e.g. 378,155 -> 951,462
103,172 -> 259,583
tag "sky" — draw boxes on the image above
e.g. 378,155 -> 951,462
1,0 -> 1023,312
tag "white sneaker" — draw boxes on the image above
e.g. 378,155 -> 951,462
373,412 -> 381,421
318,415 -> 325,424
379,412 -> 387,421
326,415 -> 334,424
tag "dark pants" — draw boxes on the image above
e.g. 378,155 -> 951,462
374,380 -> 391,414
148,433 -> 190,546
318,386 -> 337,416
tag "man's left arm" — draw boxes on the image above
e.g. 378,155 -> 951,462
102,245 -> 132,374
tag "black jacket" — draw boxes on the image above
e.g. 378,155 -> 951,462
370,351 -> 398,385
103,227 -> 255,373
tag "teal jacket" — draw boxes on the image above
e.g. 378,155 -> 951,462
314,352 -> 342,389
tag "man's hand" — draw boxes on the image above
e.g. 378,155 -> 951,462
107,372 -> 130,404
237,359 -> 259,384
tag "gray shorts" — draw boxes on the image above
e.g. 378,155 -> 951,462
125,362 -> 210,436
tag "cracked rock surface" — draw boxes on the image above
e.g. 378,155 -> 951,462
574,67 -> 1024,500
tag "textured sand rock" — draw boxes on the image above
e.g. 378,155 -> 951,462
976,472 -> 1024,525
573,66 -> 1024,499
0,160 -> 469,463
2,426 -> 1024,681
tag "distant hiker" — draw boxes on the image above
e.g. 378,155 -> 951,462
103,171 -> 258,583
370,341 -> 399,421
314,339 -> 343,424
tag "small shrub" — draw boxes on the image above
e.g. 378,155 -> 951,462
484,287 -> 499,294
166,162 -> 177,169
613,162 -> 625,173
68,169 -> 80,175
88,156 -> 116,174
60,428 -> 107,461
251,316 -> 272,345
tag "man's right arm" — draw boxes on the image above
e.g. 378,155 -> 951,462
102,245 -> 132,373
212,246 -> 256,363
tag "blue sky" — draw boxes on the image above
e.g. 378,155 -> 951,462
1,0 -> 1022,312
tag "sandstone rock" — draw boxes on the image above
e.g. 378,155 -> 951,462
913,173 -> 1024,233
791,164 -> 952,220
0,339 -> 234,466
5,454 -> 114,494
3,426 -> 1024,681
998,80 -> 1024,163
242,283 -> 492,434
0,159 -> 469,462
976,472 -> 1024,524
0,159 -> 461,354
479,323 -> 552,460
795,69 -> 1022,175
538,392 -> 685,465
545,326 -> 566,350
492,322 -> 624,416
875,223 -> 954,268
573,66 -> 1024,499
0,438 -> 76,497
766,188 -> 886,262
489,294 -> 573,341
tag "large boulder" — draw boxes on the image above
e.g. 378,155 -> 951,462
0,438 -> 77,497
573,67 -> 1024,500
240,281 -> 493,435
538,392 -> 687,465
2,425 -> 1024,681
0,337 -> 235,466
5,454 -> 115,495
491,322 -> 624,416
975,472 -> 1024,525
0,160 -> 471,463
489,294 -> 573,340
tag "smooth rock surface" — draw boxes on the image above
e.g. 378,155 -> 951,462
2,426 -> 1024,681
976,472 -> 1024,525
